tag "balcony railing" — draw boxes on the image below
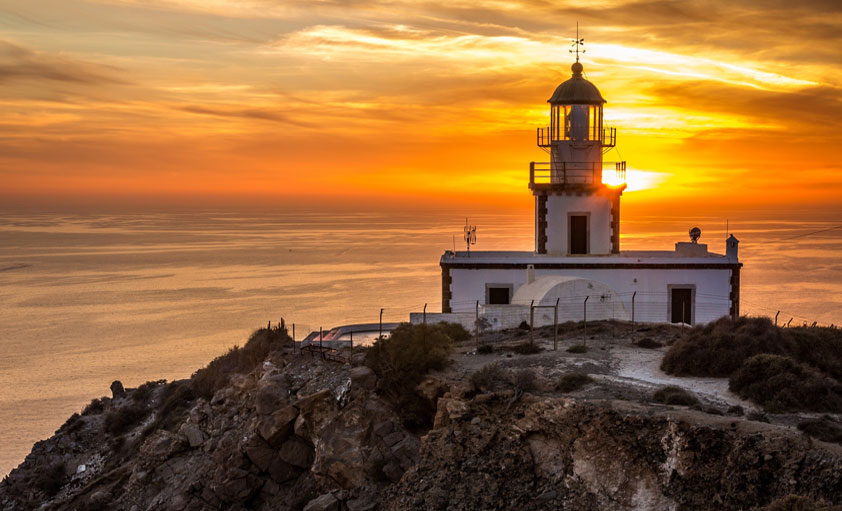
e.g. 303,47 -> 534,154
529,161 -> 626,187
537,126 -> 617,148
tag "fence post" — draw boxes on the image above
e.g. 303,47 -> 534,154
631,291 -> 636,343
350,330 -> 353,345
583,296 -> 589,346
529,300 -> 535,345
553,298 -> 559,351
475,300 -> 480,349
423,303 -> 427,326
292,323 -> 296,354
775,310 -> 780,327
379,308 -> 384,339
319,326 -> 323,350
786,318 -> 793,328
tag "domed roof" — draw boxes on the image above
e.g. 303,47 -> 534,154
547,62 -> 605,105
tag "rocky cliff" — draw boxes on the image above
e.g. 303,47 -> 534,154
3,330 -> 842,511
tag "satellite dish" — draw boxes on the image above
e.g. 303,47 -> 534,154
689,227 -> 701,244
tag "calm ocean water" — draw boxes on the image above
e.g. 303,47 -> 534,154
1,206 -> 841,475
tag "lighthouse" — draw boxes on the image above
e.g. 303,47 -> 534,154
532,58 -> 625,256
418,45 -> 742,329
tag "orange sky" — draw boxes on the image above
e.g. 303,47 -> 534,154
1,0 -> 841,213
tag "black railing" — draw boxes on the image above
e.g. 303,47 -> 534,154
529,161 -> 626,186
537,126 -> 617,148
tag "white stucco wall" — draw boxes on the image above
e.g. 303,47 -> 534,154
448,266 -> 732,325
545,194 -> 613,255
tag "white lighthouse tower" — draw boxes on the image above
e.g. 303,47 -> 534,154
423,39 -> 743,329
531,46 -> 626,255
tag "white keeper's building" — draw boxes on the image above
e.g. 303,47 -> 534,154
416,59 -> 742,330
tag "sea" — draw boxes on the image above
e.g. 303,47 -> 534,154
2,205 -> 841,476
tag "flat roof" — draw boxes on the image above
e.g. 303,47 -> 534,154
441,250 -> 738,266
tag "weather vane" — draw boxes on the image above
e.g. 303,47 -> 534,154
569,22 -> 585,62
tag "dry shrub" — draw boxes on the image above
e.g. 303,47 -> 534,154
365,323 -> 453,429
82,399 -> 104,416
635,338 -> 663,349
470,363 -> 509,392
798,417 -> 842,444
729,355 -> 842,413
34,460 -> 65,496
434,321 -> 470,343
477,344 -> 494,354
104,402 -> 149,435
557,372 -> 593,393
662,317 -> 842,380
510,343 -> 541,355
651,386 -> 699,406
512,368 -> 537,393
566,344 -> 588,354
192,326 -> 290,399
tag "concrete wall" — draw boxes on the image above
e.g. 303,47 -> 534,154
448,266 -> 733,325
545,194 -> 613,255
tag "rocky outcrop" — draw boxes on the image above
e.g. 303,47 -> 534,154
4,347 -> 842,511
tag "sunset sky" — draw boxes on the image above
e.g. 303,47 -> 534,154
1,0 -> 841,212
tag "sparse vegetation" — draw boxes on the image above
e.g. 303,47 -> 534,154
566,344 -> 588,354
365,323 -> 453,429
434,321 -> 471,343
192,326 -> 291,399
652,386 -> 699,406
634,337 -> 663,349
82,398 -> 104,416
477,344 -> 494,354
729,355 -> 842,413
510,342 -> 541,355
144,380 -> 197,435
557,372 -> 593,393
512,368 -> 537,393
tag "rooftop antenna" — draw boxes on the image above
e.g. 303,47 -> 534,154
463,217 -> 477,254
569,22 -> 585,62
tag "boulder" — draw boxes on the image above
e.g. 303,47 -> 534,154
349,366 -> 377,390
255,376 -> 290,416
110,381 -> 125,399
245,438 -> 276,472
180,423 -> 205,448
303,493 -> 340,511
279,437 -> 314,469
258,405 -> 298,447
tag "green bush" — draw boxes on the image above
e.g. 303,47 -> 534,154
557,372 -> 593,393
651,386 -> 699,406
365,323 -> 453,429
510,342 -> 541,355
567,344 -> 588,354
192,327 -> 290,399
729,355 -> 842,413
104,402 -> 149,435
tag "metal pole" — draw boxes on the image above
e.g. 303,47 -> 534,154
423,303 -> 427,326
319,326 -> 323,350
631,291 -> 636,342
475,300 -> 479,349
292,323 -> 296,354
529,300 -> 535,344
379,308 -> 384,339
583,296 -> 589,346
350,330 -> 353,345
554,297 -> 559,351
683,303 -> 687,328
775,310 -> 780,327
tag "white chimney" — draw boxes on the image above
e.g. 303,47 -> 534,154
526,264 -> 535,284
726,234 -> 739,261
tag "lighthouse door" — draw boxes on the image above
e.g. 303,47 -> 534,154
569,215 -> 588,254
670,288 -> 693,325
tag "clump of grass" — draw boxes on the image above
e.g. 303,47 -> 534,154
82,399 -> 104,416
798,417 -> 842,445
192,326 -> 291,399
557,372 -> 593,393
104,402 -> 149,435
366,323 -> 453,429
132,379 -> 165,403
510,342 -> 541,355
566,344 -> 588,354
477,344 -> 494,354
651,386 -> 699,406
512,368 -> 537,393
729,354 -> 842,413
